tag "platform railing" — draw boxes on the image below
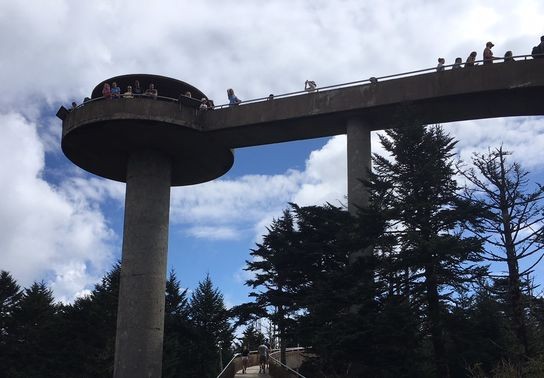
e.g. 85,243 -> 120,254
212,53 -> 538,109
216,353 -> 239,378
69,53 -> 539,112
268,348 -> 307,378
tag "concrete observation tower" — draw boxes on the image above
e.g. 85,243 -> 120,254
57,60 -> 544,377
58,74 -> 234,378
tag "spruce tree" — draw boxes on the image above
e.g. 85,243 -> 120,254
162,270 -> 193,378
369,124 -> 485,377
9,282 -> 59,377
189,274 -> 234,377
0,271 -> 23,372
245,209 -> 299,364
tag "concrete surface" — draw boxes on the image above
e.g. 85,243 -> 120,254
113,150 -> 172,378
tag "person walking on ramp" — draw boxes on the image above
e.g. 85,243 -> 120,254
258,342 -> 269,374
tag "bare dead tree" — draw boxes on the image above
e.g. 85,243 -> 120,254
458,146 -> 544,359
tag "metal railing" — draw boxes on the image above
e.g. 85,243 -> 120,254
216,353 -> 240,378
268,354 -> 307,378
73,93 -> 182,109
212,53 -> 537,109
69,53 -> 539,112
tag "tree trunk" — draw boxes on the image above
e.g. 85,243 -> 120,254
425,265 -> 450,378
499,167 -> 529,359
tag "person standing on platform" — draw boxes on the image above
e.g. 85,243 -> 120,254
436,57 -> 445,72
483,41 -> 494,65
531,36 -> 544,59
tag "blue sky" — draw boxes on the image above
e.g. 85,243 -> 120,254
1,0 -> 544,306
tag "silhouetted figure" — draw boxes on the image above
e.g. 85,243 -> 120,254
268,94 -> 274,100
71,101 -> 77,110
227,88 -> 241,106
452,57 -> 463,69
532,36 -> 544,59
133,80 -> 142,95
304,80 -> 317,92
241,346 -> 250,374
258,343 -> 269,374
369,76 -> 378,84
436,57 -> 445,72
504,51 -> 515,62
483,41 -> 494,65
465,51 -> 477,67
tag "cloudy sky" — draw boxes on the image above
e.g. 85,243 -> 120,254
1,0 -> 544,304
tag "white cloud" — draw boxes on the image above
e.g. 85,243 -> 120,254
185,226 -> 241,241
0,113 -> 116,302
449,117 -> 544,169
2,0 -> 544,301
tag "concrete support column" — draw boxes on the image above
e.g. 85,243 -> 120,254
114,150 -> 172,378
347,118 -> 371,215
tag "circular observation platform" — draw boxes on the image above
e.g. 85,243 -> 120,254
59,74 -> 233,186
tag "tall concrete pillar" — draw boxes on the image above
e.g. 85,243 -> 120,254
347,118 -> 371,216
114,150 -> 172,378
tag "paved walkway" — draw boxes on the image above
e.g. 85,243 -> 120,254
235,365 -> 271,377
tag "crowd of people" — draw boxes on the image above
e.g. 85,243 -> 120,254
101,80 -> 157,100
70,36 -> 544,110
436,36 -> 544,72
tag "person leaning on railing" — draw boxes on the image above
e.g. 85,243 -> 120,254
504,51 -> 515,63
145,83 -> 158,99
465,51 -> 477,67
102,83 -> 111,99
111,82 -> 121,99
227,88 -> 241,106
452,57 -> 463,69
123,85 -> 134,98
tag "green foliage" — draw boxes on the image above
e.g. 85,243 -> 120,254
0,265 -> 235,378
0,271 -> 23,372
369,124 -> 487,376
187,274 -> 234,377
239,323 -> 265,351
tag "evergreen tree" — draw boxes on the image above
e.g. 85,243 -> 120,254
9,282 -> 59,378
162,270 -> 193,378
245,209 -> 300,364
188,274 -> 234,377
58,263 -> 120,377
240,323 -> 265,351
458,147 -> 544,359
0,271 -> 23,373
369,124 -> 486,376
